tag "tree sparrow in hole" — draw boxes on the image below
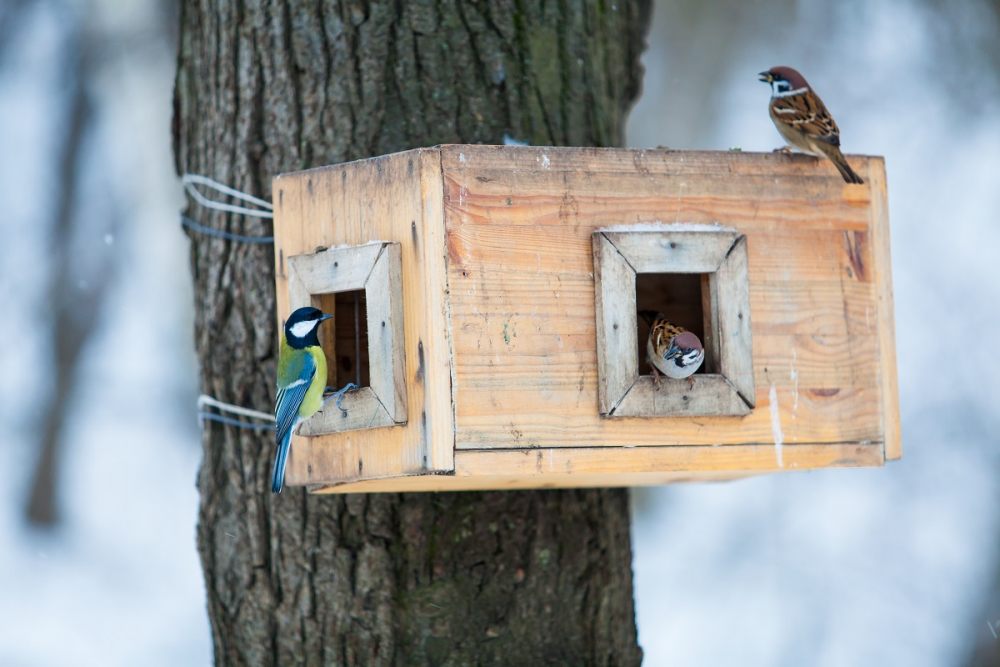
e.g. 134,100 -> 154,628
758,66 -> 864,184
641,311 -> 705,385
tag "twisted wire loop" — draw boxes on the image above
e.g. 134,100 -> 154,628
197,394 -> 275,432
187,177 -> 361,429
180,174 -> 274,243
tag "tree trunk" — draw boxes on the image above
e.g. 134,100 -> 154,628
173,2 -> 651,664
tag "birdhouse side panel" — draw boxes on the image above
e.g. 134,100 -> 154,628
867,164 -> 901,460
272,149 -> 456,486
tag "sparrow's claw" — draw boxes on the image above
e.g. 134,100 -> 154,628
773,145 -> 793,154
651,366 -> 661,388
686,376 -> 695,392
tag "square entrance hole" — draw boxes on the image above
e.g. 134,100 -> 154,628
635,273 -> 715,376
592,228 -> 753,417
313,290 -> 370,391
288,242 -> 407,432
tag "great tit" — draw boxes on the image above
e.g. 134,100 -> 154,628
273,306 -> 333,494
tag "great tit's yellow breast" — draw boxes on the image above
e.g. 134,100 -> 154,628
300,345 -> 328,418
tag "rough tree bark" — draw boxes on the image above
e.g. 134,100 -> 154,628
174,2 -> 651,664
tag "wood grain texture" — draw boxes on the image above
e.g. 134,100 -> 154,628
868,159 -> 902,460
274,151 -> 453,483
442,145 -> 895,459
310,442 -> 884,493
701,273 -> 720,373
602,228 -> 738,273
280,145 -> 898,489
287,241 -> 383,295
299,387 -> 394,435
365,243 -> 407,422
614,375 -> 750,417
716,235 -> 755,405
592,233 -> 637,414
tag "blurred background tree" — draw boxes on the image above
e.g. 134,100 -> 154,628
0,0 -> 178,526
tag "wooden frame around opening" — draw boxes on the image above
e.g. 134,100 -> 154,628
286,241 -> 407,433
592,225 -> 755,417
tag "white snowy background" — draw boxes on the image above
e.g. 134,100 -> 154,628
0,1 -> 997,665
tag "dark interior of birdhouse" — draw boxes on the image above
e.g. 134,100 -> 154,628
312,290 -> 370,392
635,273 -> 715,375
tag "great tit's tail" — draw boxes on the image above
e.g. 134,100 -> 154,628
271,428 -> 292,494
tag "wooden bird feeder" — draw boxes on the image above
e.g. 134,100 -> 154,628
273,145 -> 899,493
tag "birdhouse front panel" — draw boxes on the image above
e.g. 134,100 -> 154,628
273,145 -> 899,493
273,151 -> 456,486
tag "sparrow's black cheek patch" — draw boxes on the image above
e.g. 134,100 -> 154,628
635,273 -> 712,375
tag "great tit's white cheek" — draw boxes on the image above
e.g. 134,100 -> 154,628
290,320 -> 317,338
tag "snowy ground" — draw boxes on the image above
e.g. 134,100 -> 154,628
1,1 -> 998,665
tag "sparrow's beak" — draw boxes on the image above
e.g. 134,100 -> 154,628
319,313 -> 334,322
758,71 -> 772,83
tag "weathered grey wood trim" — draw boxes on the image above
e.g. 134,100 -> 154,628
593,225 -> 755,417
286,241 -> 384,296
614,375 -> 751,417
288,241 -> 408,433
364,243 -> 407,423
298,387 -> 395,434
602,229 -> 737,273
716,235 -> 755,407
592,233 -> 639,415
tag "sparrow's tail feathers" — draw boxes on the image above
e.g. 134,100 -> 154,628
638,310 -> 659,327
831,151 -> 864,184
271,429 -> 292,494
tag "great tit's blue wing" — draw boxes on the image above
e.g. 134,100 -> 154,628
275,349 -> 316,442
275,376 -> 313,446
272,351 -> 316,493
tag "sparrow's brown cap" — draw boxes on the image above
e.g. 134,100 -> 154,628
760,66 -> 810,90
674,331 -> 703,351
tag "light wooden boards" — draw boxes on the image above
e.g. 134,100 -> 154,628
274,145 -> 899,492
867,163 -> 902,460
440,146 -> 895,461
309,442 -> 884,493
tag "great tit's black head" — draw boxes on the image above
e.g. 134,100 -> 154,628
284,306 -> 332,348
758,66 -> 810,96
